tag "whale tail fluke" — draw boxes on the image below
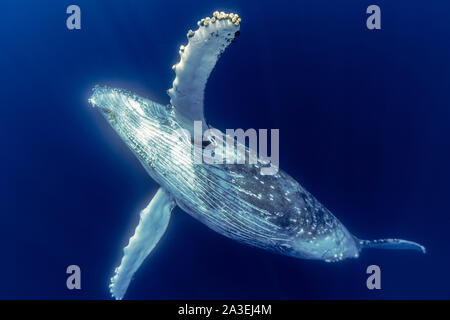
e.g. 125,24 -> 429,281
359,238 -> 426,254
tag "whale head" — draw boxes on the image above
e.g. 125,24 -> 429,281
89,86 -> 176,147
90,87 -> 146,127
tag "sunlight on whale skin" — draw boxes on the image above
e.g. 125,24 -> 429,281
89,11 -> 425,300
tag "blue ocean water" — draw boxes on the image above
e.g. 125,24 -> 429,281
0,0 -> 449,299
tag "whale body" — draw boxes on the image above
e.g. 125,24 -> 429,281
89,11 -> 425,300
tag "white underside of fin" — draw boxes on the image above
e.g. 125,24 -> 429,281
109,187 -> 175,300
168,11 -> 241,134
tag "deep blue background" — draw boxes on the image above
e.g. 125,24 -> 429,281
1,0 -> 449,299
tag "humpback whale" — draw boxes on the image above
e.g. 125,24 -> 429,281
88,11 -> 425,300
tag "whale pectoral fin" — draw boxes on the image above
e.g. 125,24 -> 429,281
167,11 -> 241,135
359,238 -> 426,254
109,187 -> 175,300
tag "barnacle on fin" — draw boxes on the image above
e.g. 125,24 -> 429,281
168,11 -> 241,133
